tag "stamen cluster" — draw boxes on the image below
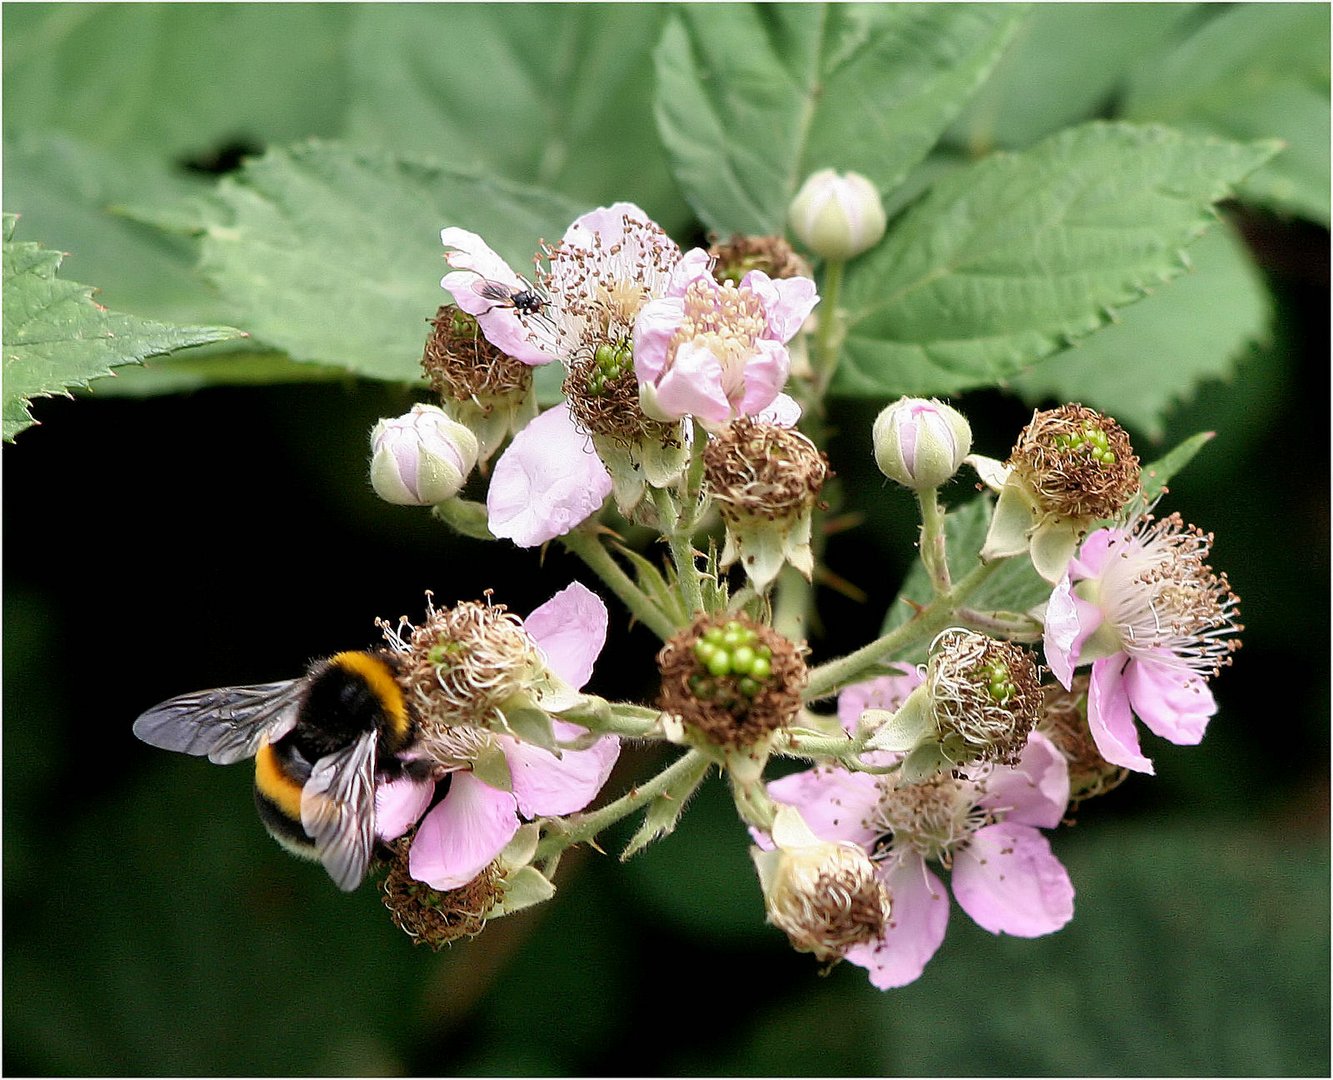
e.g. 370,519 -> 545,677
658,614 -> 806,747
927,629 -> 1043,768
870,771 -> 990,867
1098,512 -> 1242,676
1009,404 -> 1140,520
381,594 -> 543,751
704,419 -> 828,523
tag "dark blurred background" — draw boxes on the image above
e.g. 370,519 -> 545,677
4,4 -> 1329,1075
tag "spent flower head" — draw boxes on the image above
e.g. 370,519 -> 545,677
865,629 -> 1043,781
1037,675 -> 1127,806
752,805 -> 891,964
704,418 -> 829,591
978,404 -> 1141,582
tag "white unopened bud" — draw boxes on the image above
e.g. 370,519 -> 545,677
872,397 -> 971,491
788,169 -> 887,261
370,404 -> 479,506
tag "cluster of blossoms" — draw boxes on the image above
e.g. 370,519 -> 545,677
295,173 -> 1244,979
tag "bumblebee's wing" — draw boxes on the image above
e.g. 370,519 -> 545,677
133,680 -> 305,765
301,730 -> 378,891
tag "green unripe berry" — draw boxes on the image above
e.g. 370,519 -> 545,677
706,652 -> 732,678
749,656 -> 772,681
732,644 -> 757,673
738,676 -> 762,697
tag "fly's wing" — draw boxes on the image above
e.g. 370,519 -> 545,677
471,278 -> 513,303
133,680 -> 305,765
301,730 -> 378,891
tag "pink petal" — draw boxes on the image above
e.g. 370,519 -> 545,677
1043,574 -> 1104,688
408,771 -> 520,890
765,766 -> 881,847
487,402 -> 612,547
375,774 -> 436,841
836,671 -> 925,735
845,853 -> 949,989
733,338 -> 790,417
560,201 -> 658,252
1069,527 -> 1123,580
523,581 -> 608,690
952,822 -> 1074,937
666,247 -> 716,297
1124,654 -> 1215,746
1087,656 -> 1155,774
756,392 -> 802,428
650,339 -> 732,424
439,227 -> 552,366
632,296 -> 685,383
741,270 -> 820,342
978,732 -> 1070,830
499,724 -> 620,818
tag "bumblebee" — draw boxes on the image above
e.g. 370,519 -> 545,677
133,650 -> 422,890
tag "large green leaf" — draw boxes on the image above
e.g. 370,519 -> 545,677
1,215 -> 242,441
947,4 -> 1199,152
653,3 -> 1022,235
1010,223 -> 1270,439
1123,4 -> 1331,225
343,4 -> 691,234
195,142 -> 584,381
2,4 -> 352,161
835,123 -> 1277,399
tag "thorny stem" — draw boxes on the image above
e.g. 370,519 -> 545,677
560,528 -> 678,641
917,487 -> 951,594
956,606 -> 1044,642
534,749 -> 712,860
802,556 -> 1008,701
728,770 -> 777,831
653,485 -> 704,616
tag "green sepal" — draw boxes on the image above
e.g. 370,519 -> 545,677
500,822 -> 540,870
614,541 -> 688,627
502,703 -> 559,755
980,479 -> 1038,562
470,741 -> 513,792
1029,519 -> 1083,584
620,763 -> 707,861
431,497 -> 495,541
901,742 -> 951,784
866,685 -> 935,752
489,866 -> 556,918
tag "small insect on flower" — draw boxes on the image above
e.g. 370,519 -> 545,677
133,651 -> 429,891
470,276 -> 552,324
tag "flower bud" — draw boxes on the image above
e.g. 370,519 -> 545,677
752,806 -> 890,963
872,397 -> 972,491
370,404 -> 479,506
788,169 -> 887,261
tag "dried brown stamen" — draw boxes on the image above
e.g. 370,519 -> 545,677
1009,404 -> 1140,520
379,837 -> 501,950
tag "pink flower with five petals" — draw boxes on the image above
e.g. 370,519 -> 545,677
1043,513 -> 1242,775
375,582 -> 619,890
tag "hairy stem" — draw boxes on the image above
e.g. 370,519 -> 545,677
917,487 -> 952,594
560,528 -> 678,640
653,486 -> 704,616
534,749 -> 712,860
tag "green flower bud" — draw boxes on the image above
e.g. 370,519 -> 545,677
872,397 -> 972,492
370,404 -> 479,506
788,169 -> 887,261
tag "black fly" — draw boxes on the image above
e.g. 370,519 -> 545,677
471,277 -> 551,322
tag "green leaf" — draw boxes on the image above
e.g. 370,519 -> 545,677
1008,223 -> 1271,439
883,493 -> 1052,637
343,4 -> 691,234
836,123 -> 1278,399
947,4 -> 1200,152
1141,431 -> 1214,502
2,216 -> 242,440
195,141 -> 584,382
654,3 -> 1022,235
1123,4 -> 1331,225
3,4 -> 352,161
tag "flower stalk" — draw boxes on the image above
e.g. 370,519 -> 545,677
560,528 -> 679,641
